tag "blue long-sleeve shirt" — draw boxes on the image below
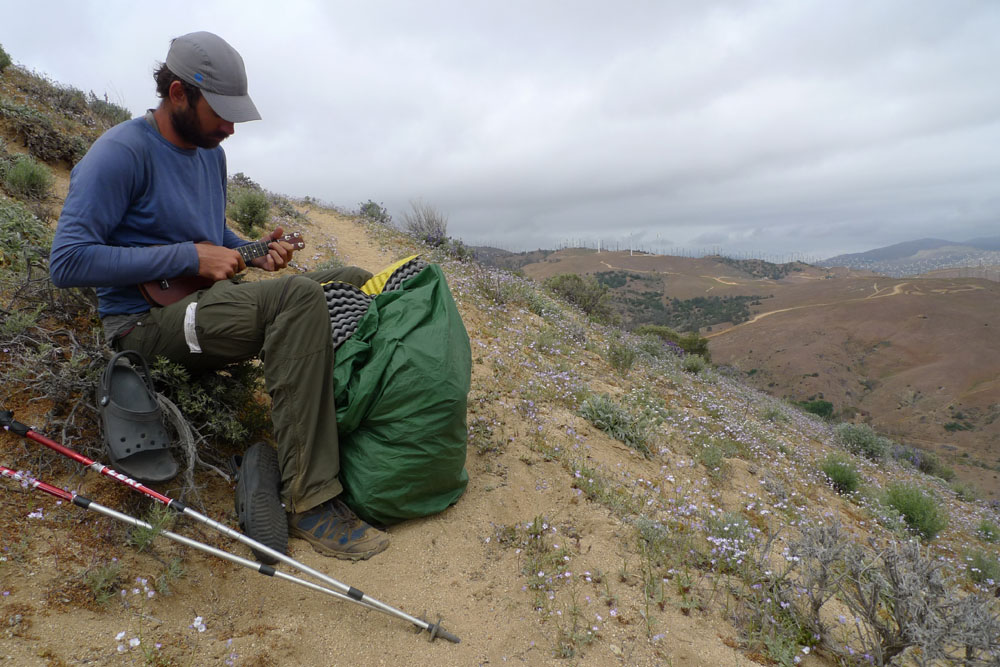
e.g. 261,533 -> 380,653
50,116 -> 248,318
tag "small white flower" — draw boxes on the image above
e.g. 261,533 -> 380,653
116,631 -> 126,641
129,638 -> 140,648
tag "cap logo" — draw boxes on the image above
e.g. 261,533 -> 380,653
194,72 -> 204,83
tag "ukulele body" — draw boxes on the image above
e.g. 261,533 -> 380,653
138,232 -> 304,307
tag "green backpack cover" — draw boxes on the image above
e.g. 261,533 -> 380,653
331,261 -> 470,525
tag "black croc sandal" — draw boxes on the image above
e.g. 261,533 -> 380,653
96,350 -> 178,483
234,442 -> 288,564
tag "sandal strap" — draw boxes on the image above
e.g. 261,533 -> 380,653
100,349 -> 157,408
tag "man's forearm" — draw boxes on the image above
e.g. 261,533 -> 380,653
50,240 -> 200,288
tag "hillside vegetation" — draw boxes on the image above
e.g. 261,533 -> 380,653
518,248 -> 1000,501
1,53 -> 1000,666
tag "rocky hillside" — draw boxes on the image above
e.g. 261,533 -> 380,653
2,57 -> 1000,666
822,237 -> 1000,278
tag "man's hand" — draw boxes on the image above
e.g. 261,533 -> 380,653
195,242 -> 246,280
251,226 -> 297,272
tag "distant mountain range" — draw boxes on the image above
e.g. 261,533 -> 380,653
822,236 -> 1000,277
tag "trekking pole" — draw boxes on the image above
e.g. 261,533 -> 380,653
0,410 -> 459,643
0,464 -> 386,609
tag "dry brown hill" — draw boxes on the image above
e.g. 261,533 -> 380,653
2,59 -> 1000,666
706,276 -> 1000,497
519,249 -> 1000,498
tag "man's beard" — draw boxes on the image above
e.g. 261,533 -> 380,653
170,104 -> 229,149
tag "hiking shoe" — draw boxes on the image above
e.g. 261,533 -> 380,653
288,498 -> 389,561
234,442 -> 288,565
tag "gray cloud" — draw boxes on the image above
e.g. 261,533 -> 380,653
4,0 -> 999,259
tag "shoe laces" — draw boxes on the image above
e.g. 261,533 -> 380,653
329,498 -> 362,525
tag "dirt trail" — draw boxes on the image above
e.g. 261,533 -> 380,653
701,276 -> 740,286
297,205 -> 396,271
707,280 -> 912,339
866,282 -> 908,299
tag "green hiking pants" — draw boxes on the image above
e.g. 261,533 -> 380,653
114,266 -> 372,513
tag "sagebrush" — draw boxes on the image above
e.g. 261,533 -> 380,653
402,199 -> 448,246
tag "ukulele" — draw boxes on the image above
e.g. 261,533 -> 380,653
138,232 -> 305,307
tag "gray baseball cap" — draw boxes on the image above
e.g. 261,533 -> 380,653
165,31 -> 260,122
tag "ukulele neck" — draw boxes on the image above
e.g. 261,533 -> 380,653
236,240 -> 272,265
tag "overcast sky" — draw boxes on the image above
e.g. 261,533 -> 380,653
4,1 -> 999,259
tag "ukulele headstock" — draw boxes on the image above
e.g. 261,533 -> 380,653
274,232 -> 305,250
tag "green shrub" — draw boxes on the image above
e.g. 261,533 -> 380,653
758,404 -> 789,423
150,357 -> 268,447
918,452 -> 955,481
884,483 -> 947,540
834,422 -> 889,460
48,84 -> 88,117
950,480 -> 980,502
889,444 -> 954,481
578,393 -> 652,456
402,199 -> 447,246
944,421 -> 973,432
636,334 -> 671,360
312,254 -> 346,272
0,43 -> 11,74
544,273 -> 618,325
606,338 -> 637,375
634,324 -> 710,360
436,237 -> 476,262
228,187 -> 270,237
127,504 -> 174,552
966,550 -> 1000,584
0,100 -> 90,163
820,453 -> 860,494
229,172 -> 260,190
271,195 -> 303,221
358,199 -> 392,225
681,354 -> 707,374
977,520 -> 1000,544
86,91 -> 131,126
797,399 -> 834,419
83,561 -> 122,606
3,155 -> 53,199
697,444 -> 725,475
0,196 -> 50,262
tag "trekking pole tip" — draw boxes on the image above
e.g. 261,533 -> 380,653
433,625 -> 461,644
422,616 -> 460,644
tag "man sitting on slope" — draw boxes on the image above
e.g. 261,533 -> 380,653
50,30 -> 389,562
